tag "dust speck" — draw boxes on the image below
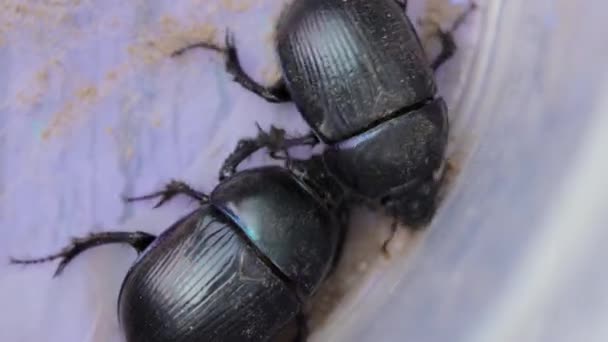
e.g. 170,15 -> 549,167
124,145 -> 135,161
160,15 -> 179,31
36,69 -> 49,82
151,118 -> 162,127
77,85 -> 98,101
105,70 -> 118,81
42,101 -> 75,140
221,0 -> 255,12
15,62 -> 56,108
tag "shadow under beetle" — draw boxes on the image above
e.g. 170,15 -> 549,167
11,165 -> 345,342
174,0 -> 475,231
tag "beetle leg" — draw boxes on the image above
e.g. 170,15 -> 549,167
10,231 -> 156,277
222,32 -> 292,103
327,199 -> 352,273
429,2 -> 477,71
381,216 -> 399,257
293,312 -> 309,342
124,180 -> 209,208
429,28 -> 456,71
172,31 -> 291,103
220,124 -> 319,180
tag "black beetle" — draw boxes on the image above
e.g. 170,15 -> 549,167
11,165 -> 344,342
173,0 -> 475,231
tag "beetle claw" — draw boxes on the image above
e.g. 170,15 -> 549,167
224,30 -> 236,49
152,195 -> 172,208
10,237 -> 92,277
52,254 -> 74,277
381,217 -> 399,258
427,2 -> 477,71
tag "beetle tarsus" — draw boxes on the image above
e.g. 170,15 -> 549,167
430,29 -> 457,71
171,41 -> 224,57
10,231 -> 156,277
223,32 -> 292,103
124,180 -> 209,208
172,31 -> 291,103
220,124 -> 319,180
430,2 -> 477,71
125,181 -> 208,207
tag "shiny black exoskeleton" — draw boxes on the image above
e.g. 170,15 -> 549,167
11,166 -> 343,342
173,0 -> 475,227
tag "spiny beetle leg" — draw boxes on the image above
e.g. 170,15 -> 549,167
219,124 -> 319,180
172,31 -> 291,103
430,2 -> 477,71
124,180 -> 209,208
10,231 -> 156,277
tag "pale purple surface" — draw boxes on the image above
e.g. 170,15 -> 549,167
12,1 -> 607,342
0,1 -> 311,341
